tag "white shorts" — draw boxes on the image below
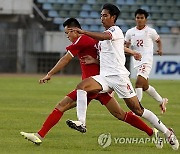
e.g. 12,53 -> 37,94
92,75 -> 136,98
135,63 -> 152,80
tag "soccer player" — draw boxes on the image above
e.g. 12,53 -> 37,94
20,18 -> 158,146
66,4 -> 179,150
124,9 -> 168,114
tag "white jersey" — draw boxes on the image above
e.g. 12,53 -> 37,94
97,26 -> 130,76
125,26 -> 159,68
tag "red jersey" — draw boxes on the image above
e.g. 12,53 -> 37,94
66,35 -> 99,79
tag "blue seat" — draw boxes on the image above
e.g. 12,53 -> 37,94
82,4 -> 92,11
126,0 -> 135,5
82,25 -> 89,31
121,25 -> 129,33
48,10 -> 59,17
42,3 -> 53,10
89,11 -> 99,18
79,11 -> 89,18
141,5 -> 150,12
53,18 -> 64,24
89,25 -> 99,31
56,0 -> 66,3
116,0 -> 125,5
87,0 -> 96,4
84,18 -> 95,25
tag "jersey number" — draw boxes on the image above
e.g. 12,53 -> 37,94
136,40 -> 143,47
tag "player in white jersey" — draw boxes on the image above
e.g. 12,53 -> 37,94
125,9 -> 168,114
66,4 -> 179,150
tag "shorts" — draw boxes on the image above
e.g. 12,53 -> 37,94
67,89 -> 112,105
135,63 -> 152,80
92,75 -> 136,98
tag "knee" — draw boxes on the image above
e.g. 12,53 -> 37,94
132,108 -> 144,116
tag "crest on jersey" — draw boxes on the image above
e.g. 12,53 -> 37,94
109,27 -> 115,32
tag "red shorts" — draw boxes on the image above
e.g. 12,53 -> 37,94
67,89 -> 112,105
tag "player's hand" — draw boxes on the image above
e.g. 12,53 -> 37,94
157,50 -> 163,56
80,55 -> 98,64
133,52 -> 142,61
39,74 -> 51,84
68,27 -> 85,34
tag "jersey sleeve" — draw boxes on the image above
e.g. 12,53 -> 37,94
150,28 -> 160,42
106,26 -> 124,41
124,29 -> 131,43
66,36 -> 83,57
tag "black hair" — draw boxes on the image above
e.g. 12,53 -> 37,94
63,18 -> 81,29
135,9 -> 149,18
102,3 -> 120,22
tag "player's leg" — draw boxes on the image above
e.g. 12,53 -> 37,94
135,64 -> 168,113
99,94 -> 153,136
145,84 -> 168,114
20,91 -> 77,145
124,96 -> 179,150
66,76 -> 106,132
76,76 -> 103,125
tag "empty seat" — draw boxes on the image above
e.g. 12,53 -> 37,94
92,4 -> 101,11
53,17 -> 64,24
56,0 -> 66,3
89,11 -> 99,18
126,0 -> 135,5
79,11 -> 89,18
48,10 -> 59,17
62,4 -> 72,10
116,0 -> 126,5
42,3 -> 53,10
37,0 -> 46,3
87,0 -> 96,4
82,4 -> 92,11
81,25 -> 89,30
84,18 -> 95,25
47,0 -> 57,3
89,25 -> 99,31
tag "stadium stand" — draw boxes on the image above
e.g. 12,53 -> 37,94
33,0 -> 180,34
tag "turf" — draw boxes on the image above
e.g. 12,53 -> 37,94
0,74 -> 179,154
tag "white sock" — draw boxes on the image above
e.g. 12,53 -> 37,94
77,89 -> 87,126
145,85 -> 163,104
135,88 -> 143,101
142,108 -> 168,134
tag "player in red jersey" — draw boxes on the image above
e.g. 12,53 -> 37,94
20,18 -> 158,146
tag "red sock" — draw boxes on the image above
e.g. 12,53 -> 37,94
124,111 -> 153,136
38,108 -> 63,138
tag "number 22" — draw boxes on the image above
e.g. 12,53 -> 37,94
136,40 -> 143,47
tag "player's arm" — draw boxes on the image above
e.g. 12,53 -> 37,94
39,52 -> 73,84
68,27 -> 111,41
156,38 -> 163,56
124,47 -> 142,61
80,55 -> 99,65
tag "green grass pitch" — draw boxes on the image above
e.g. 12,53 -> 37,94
0,74 -> 179,154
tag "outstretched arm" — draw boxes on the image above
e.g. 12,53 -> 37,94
39,52 -> 73,84
68,27 -> 111,41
